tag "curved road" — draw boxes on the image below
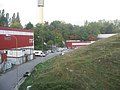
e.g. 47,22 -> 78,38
0,52 -> 60,90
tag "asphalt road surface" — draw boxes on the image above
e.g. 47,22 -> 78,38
0,52 -> 60,90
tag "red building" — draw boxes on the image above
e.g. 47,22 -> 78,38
0,27 -> 34,70
66,40 -> 95,49
0,27 -> 33,50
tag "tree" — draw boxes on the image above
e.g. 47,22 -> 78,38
0,9 -> 9,27
10,12 -> 23,29
5,13 -> 9,27
52,30 -> 64,47
105,24 -> 113,34
25,22 -> 34,29
16,12 -> 20,23
34,23 -> 45,50
81,30 -> 89,41
11,13 -> 16,23
33,20 -> 120,50
10,21 -> 23,29
47,40 -> 54,50
47,40 -> 54,46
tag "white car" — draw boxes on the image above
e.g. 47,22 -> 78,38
34,50 -> 46,57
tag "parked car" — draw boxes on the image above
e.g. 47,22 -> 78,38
34,50 -> 46,57
43,51 -> 49,56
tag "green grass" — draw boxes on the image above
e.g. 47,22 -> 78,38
19,34 -> 120,90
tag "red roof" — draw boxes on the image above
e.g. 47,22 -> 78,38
0,27 -> 33,32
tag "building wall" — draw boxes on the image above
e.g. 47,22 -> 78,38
0,27 -> 33,50
0,27 -> 34,70
97,34 -> 117,39
0,35 -> 33,50
66,40 -> 95,49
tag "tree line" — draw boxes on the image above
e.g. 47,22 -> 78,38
0,9 -> 120,50
33,20 -> 120,50
0,9 -> 22,28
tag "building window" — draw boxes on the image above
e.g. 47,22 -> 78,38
4,36 -> 11,40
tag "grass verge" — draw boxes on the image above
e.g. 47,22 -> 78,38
19,34 -> 120,90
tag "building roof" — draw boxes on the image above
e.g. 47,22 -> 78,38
66,40 -> 91,43
97,34 -> 117,39
0,27 -> 33,32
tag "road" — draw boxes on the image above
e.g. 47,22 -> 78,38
0,52 -> 60,90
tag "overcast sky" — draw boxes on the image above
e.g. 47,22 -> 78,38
0,0 -> 120,26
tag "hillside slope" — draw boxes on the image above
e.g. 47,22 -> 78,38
19,34 -> 120,90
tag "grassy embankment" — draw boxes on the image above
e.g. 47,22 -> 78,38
19,34 -> 120,90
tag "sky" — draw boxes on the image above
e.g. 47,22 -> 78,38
0,0 -> 120,26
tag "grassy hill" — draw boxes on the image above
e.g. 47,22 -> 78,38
19,34 -> 120,90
